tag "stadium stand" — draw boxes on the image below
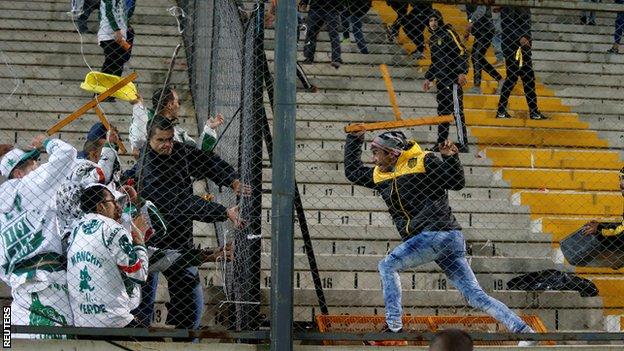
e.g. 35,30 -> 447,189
0,0 -> 622,335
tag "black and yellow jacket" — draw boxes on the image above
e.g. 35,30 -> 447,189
600,212 -> 624,237
344,134 -> 464,241
425,23 -> 469,86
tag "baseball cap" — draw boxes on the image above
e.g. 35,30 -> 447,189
86,122 -> 108,142
0,148 -> 40,178
85,183 -> 126,202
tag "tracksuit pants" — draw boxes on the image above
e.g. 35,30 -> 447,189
436,82 -> 468,146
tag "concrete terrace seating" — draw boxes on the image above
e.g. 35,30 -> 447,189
0,0 -> 198,148
0,0 -> 622,332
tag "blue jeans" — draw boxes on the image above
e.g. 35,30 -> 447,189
132,266 -> 204,330
378,230 -> 530,333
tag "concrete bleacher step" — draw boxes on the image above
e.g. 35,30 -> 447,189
532,215 -> 621,238
0,19 -> 181,36
512,190 -> 623,216
495,168 -> 622,191
251,223 -> 550,243
481,147 -> 622,170
260,194 -> 528,214
264,183 -> 511,200
0,31 -> 181,47
0,40 -> 180,59
0,64 -> 189,85
259,239 -> 555,259
258,207 -> 535,230
262,169 -> 510,188
293,89 -> 574,112
0,52 -> 187,71
470,126 -> 610,148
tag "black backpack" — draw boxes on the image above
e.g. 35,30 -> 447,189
506,269 -> 598,297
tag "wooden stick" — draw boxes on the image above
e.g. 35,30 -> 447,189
344,115 -> 454,133
94,105 -> 128,154
46,72 -> 138,136
379,64 -> 402,121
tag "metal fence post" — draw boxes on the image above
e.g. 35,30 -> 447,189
271,0 -> 297,349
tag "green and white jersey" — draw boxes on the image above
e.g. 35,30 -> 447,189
97,0 -> 127,43
67,213 -> 148,327
0,139 -> 76,291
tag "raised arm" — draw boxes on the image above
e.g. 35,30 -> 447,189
129,102 -> 149,154
344,133 -> 376,189
106,223 -> 149,284
21,138 -> 77,209
424,149 -> 465,191
187,145 -> 237,188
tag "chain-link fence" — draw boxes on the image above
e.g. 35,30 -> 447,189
0,0 -> 623,346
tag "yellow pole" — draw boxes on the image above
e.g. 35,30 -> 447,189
379,64 -> 402,121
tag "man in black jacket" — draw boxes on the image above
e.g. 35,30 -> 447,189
344,130 -> 535,342
465,5 -> 504,95
495,6 -> 547,120
423,10 -> 469,153
136,115 -> 243,331
300,0 -> 343,68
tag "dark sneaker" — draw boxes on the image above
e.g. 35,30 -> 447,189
530,112 -> 548,120
457,144 -> 470,153
307,85 -> 318,93
330,61 -> 341,69
606,47 -> 620,54
496,111 -> 512,119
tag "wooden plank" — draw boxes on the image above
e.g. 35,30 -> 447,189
94,105 -> 128,154
344,115 -> 454,133
46,72 -> 138,136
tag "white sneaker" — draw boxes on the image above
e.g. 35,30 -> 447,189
518,340 -> 538,347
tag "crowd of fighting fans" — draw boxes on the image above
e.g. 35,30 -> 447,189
0,0 -> 623,341
0,85 -> 244,336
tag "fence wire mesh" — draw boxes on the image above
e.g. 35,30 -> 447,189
0,0 -> 623,346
